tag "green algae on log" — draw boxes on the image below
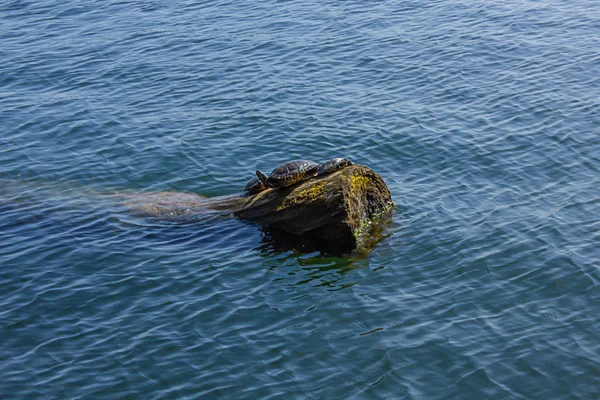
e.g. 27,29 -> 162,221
118,165 -> 393,250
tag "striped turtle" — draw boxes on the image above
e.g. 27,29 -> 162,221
244,176 -> 267,195
316,157 -> 353,175
245,158 -> 354,194
256,159 -> 320,189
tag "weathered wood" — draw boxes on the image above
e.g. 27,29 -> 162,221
231,165 -> 393,247
118,165 -> 393,249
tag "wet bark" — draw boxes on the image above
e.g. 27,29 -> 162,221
232,165 -> 393,247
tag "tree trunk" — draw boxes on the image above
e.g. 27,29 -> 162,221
232,164 -> 393,247
119,165 -> 393,250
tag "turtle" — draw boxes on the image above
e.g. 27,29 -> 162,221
256,159 -> 320,189
244,158 -> 354,195
244,176 -> 267,195
316,157 -> 353,175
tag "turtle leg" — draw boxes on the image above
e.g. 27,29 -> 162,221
256,170 -> 271,187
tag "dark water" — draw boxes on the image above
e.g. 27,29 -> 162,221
2,0 -> 600,398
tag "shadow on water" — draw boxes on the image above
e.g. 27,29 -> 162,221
257,226 -> 357,257
255,226 -> 368,290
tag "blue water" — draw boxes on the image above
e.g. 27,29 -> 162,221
2,0 -> 600,398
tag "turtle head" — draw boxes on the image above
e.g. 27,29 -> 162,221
317,158 -> 354,175
256,169 -> 271,187
335,158 -> 353,168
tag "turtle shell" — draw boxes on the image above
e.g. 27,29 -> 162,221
316,158 -> 353,175
257,159 -> 319,189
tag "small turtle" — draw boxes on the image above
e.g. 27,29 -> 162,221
256,159 -> 320,189
316,158 -> 353,175
244,176 -> 267,195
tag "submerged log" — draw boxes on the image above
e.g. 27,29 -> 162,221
119,165 -> 393,250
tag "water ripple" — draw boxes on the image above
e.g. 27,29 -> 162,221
2,0 -> 600,398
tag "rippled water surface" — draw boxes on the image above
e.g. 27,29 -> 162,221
2,0 -> 600,398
